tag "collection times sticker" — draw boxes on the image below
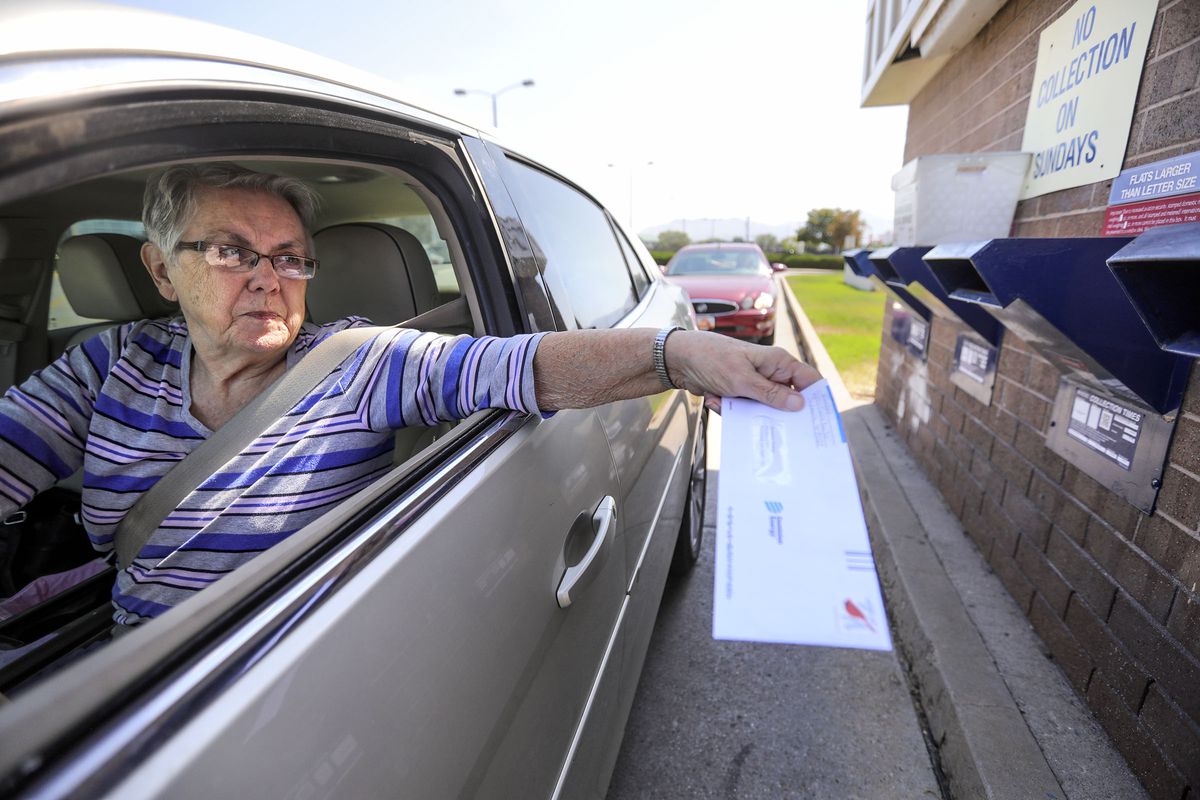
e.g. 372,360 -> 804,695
906,318 -> 929,357
1067,389 -> 1141,470
954,338 -> 994,384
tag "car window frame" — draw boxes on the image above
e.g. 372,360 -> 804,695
605,212 -> 652,299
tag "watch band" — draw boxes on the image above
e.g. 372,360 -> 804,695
653,326 -> 683,390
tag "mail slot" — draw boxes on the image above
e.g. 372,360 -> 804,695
842,248 -> 876,280
917,240 -> 998,306
867,246 -> 909,288
1107,222 -> 1200,357
921,238 -> 1193,415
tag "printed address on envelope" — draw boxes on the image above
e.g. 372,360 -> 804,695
712,380 -> 892,651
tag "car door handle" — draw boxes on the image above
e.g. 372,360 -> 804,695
556,496 -> 616,609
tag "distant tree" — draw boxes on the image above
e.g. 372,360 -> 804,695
655,230 -> 691,251
780,237 -> 803,254
798,208 -> 864,253
754,233 -> 781,253
799,209 -> 836,250
732,236 -> 746,243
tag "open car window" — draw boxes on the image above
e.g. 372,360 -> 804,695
0,121 -> 506,712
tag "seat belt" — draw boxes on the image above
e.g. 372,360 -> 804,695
113,325 -> 384,569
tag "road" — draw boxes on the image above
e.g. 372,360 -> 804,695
605,294 -> 942,799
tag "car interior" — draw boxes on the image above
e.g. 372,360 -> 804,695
0,157 -> 483,697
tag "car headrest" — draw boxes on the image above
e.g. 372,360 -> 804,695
309,224 -> 441,325
57,234 -> 177,320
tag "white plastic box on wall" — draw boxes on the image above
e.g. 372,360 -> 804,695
891,152 -> 1031,246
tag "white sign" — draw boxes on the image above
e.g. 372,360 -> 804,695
712,382 -> 892,651
1019,0 -> 1157,199
907,317 -> 929,356
955,338 -> 995,384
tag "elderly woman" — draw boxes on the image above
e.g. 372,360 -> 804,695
0,164 -> 818,626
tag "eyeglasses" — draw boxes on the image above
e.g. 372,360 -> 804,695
176,241 -> 319,280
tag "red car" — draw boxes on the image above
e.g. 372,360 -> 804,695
663,243 -> 782,344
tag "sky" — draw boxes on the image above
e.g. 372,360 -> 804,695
112,0 -> 909,240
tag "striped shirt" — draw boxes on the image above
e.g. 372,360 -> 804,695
0,316 -> 547,624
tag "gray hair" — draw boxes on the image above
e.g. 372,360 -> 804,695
142,163 -> 321,258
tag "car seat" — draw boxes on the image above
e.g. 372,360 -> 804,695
55,233 -> 177,352
309,223 -> 442,325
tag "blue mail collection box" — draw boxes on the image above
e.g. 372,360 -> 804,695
842,248 -> 876,280
920,237 -> 1193,415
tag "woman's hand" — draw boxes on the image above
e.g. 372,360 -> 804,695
664,330 -> 821,412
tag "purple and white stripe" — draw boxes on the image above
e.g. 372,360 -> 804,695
0,317 -> 546,624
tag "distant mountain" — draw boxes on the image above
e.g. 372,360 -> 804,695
638,218 -> 800,244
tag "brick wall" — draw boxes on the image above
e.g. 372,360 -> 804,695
880,1 -> 1200,798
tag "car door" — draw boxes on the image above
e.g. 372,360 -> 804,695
0,69 -> 632,800
591,221 -> 701,784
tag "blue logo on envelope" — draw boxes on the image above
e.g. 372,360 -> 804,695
765,501 -> 784,543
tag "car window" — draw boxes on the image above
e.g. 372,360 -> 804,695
666,248 -> 770,276
0,154 -> 483,693
501,160 -> 637,329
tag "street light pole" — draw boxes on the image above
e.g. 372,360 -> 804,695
453,79 -> 535,127
608,161 -> 654,231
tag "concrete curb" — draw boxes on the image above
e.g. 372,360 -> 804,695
846,409 -> 1065,800
850,407 -> 1150,800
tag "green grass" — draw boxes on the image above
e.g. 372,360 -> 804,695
786,273 -> 885,400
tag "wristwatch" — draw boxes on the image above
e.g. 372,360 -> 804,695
653,326 -> 683,390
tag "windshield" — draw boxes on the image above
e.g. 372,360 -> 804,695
666,249 -> 768,276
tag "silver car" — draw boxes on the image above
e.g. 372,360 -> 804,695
0,6 -> 706,798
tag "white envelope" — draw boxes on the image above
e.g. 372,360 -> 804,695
713,380 -> 892,651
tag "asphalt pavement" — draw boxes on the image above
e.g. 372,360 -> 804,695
606,293 -> 943,800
